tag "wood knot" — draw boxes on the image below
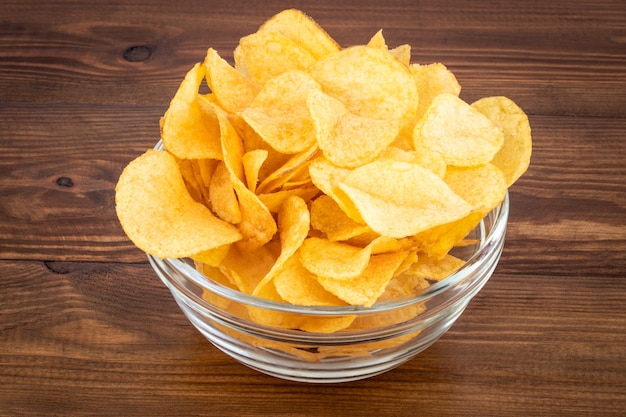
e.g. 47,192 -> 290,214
56,176 -> 74,187
123,45 -> 153,62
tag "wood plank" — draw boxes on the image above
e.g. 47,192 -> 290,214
1,1 -> 625,116
1,260 -> 625,415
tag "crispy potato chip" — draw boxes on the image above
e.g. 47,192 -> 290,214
367,30 -> 387,49
160,64 -> 223,160
410,63 -> 461,119
310,195 -> 372,241
414,93 -> 504,167
204,48 -> 260,113
253,195 -> 310,294
317,252 -> 409,307
234,31 -> 317,85
299,237 -> 373,280
209,161 -> 242,224
403,253 -> 466,282
242,70 -> 321,154
215,108 -> 277,250
191,244 -> 231,268
274,255 -> 346,306
308,89 -> 400,168
256,144 -> 318,194
241,149 -> 268,193
309,45 -> 418,125
115,150 -> 242,258
256,8 -> 340,60
471,96 -> 532,186
377,146 -> 446,178
336,160 -> 473,238
444,164 -> 507,213
258,186 -> 319,213
219,239 -> 280,293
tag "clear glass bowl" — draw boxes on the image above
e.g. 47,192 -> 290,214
147,188 -> 508,383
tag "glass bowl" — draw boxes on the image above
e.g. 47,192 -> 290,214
147,190 -> 508,383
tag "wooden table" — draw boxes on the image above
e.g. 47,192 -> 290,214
2,1 -> 625,415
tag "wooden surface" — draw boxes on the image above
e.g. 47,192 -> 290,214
1,0 -> 625,415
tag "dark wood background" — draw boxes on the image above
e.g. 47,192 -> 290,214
1,1 -> 625,415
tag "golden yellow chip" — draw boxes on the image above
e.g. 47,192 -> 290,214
209,161 -> 242,224
115,150 -> 242,259
471,96 -> 532,187
308,89 -> 400,168
403,253 -> 466,281
274,255 -> 346,306
336,160 -> 473,238
309,45 -> 419,126
160,64 -> 223,160
241,149 -> 268,193
242,70 -> 321,154
234,31 -> 317,85
299,237 -> 373,280
317,252 -> 409,307
256,144 -> 318,194
215,108 -> 277,250
219,239 -> 280,294
253,195 -> 310,295
310,195 -> 372,241
414,93 -> 504,167
410,63 -> 461,119
204,48 -> 260,113
444,164 -> 507,213
256,8 -> 340,60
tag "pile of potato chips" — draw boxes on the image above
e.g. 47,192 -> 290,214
116,9 -> 531,333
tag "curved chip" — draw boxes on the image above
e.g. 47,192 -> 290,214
160,63 -> 223,160
471,96 -> 532,187
256,8 -> 340,60
204,48 -> 260,114
115,150 -> 242,259
414,93 -> 504,167
308,89 -> 400,168
242,70 -> 321,154
336,160 -> 472,238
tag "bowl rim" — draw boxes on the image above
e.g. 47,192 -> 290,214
149,140 -> 509,316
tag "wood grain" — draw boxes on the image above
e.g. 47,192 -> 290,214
1,0 -> 626,415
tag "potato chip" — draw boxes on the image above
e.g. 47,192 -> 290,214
414,93 -> 504,167
253,195 -> 310,295
309,45 -> 418,125
256,8 -> 340,60
410,63 -> 461,119
317,252 -> 409,307
444,164 -> 507,213
215,108 -> 277,250
160,64 -> 223,160
204,48 -> 260,113
234,31 -> 317,85
219,239 -> 280,293
402,253 -> 466,282
336,160 -> 473,238
256,144 -> 319,194
471,96 -> 532,186
242,70 -> 321,154
308,89 -> 400,168
115,150 -> 242,259
241,149 -> 268,193
258,186 -> 319,213
310,195 -> 372,241
209,161 -> 242,224
299,237 -> 373,280
274,255 -> 346,306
